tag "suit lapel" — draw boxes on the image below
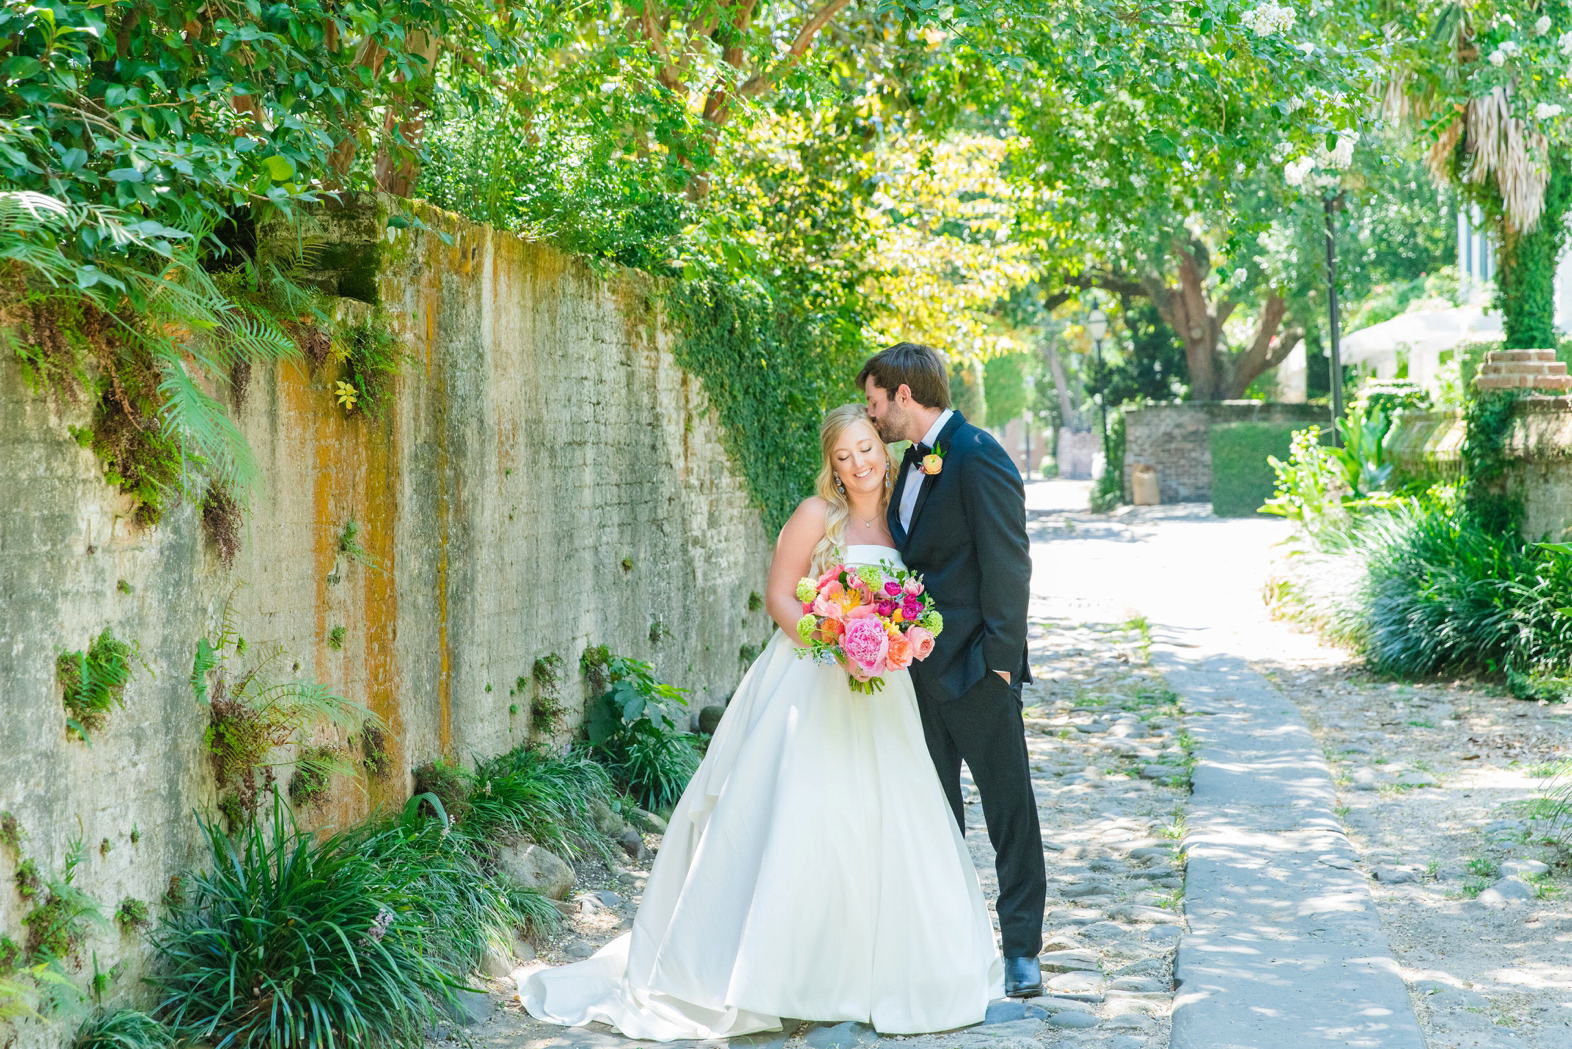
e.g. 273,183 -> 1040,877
906,411 -> 966,542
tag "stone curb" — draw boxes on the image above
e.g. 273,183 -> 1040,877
1151,635 -> 1426,1049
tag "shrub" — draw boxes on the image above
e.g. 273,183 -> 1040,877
151,796 -> 457,1049
1210,421 -> 1302,518
463,744 -> 616,860
24,839 -> 103,963
114,897 -> 150,931
586,656 -> 701,810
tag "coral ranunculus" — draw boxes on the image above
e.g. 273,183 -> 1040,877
906,626 -> 936,661
886,634 -> 913,669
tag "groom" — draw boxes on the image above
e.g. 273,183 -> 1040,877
859,342 -> 1046,999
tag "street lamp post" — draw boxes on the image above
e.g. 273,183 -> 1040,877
1324,193 -> 1345,447
1087,300 -> 1110,467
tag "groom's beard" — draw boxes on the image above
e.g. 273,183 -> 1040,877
871,410 -> 907,445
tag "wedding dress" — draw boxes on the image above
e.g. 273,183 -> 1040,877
518,545 -> 1003,1039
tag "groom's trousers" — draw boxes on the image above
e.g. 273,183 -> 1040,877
912,672 -> 1046,959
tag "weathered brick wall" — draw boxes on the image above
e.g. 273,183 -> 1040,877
1122,402 -> 1330,503
0,198 -> 773,1037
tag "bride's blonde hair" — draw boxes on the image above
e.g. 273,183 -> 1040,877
810,404 -> 895,576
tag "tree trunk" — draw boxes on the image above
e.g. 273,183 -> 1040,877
1043,335 -> 1079,429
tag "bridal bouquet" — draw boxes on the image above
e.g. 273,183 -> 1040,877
793,563 -> 944,694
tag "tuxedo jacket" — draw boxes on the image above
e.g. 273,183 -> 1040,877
889,411 -> 1032,703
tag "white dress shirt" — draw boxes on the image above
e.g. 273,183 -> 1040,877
898,409 -> 953,533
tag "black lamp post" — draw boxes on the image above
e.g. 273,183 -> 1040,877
1087,299 -> 1110,465
1324,192 -> 1345,447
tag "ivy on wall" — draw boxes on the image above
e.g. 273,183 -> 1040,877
1460,388 -> 1527,533
663,278 -> 871,536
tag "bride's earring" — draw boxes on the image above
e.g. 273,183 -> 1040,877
884,461 -> 893,491
836,476 -> 846,496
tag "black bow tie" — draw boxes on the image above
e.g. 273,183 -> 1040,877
903,442 -> 931,469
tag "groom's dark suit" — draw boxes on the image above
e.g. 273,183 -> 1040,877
890,410 -> 1046,959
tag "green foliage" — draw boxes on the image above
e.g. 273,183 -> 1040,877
580,645 -> 612,696
462,744 -> 616,862
326,626 -> 347,651
1089,302 -> 1188,407
1486,164 -> 1572,351
412,758 -> 471,825
288,747 -> 339,806
585,656 -> 700,810
420,103 -> 688,272
113,898 -> 150,932
349,800 -> 559,973
1089,410 -> 1127,513
24,838 -> 103,963
195,604 -> 376,821
57,628 -> 139,741
73,1008 -> 175,1049
15,858 -> 41,899
0,811 -> 22,848
361,724 -> 393,779
1461,389 -> 1527,533
1262,426 -> 1344,527
338,318 -> 403,421
150,796 -> 456,1049
528,653 -> 567,735
665,278 -> 870,535
1210,422 -> 1302,518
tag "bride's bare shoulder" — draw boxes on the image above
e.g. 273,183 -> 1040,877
777,497 -> 829,546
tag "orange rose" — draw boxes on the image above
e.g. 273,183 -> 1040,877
921,453 -> 943,475
886,635 -> 914,669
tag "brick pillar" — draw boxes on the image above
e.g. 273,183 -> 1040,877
1474,349 -> 1572,391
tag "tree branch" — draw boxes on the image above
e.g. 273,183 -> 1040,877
1222,292 -> 1291,399
737,0 -> 853,101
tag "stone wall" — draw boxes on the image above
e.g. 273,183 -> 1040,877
1122,402 -> 1330,504
1389,397 -> 1572,540
0,198 -> 773,1037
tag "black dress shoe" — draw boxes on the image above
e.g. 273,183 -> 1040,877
1003,955 -> 1043,998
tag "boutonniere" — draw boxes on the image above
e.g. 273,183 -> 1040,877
921,443 -> 945,476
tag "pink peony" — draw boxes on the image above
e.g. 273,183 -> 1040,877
905,626 -> 936,662
876,600 -> 897,617
841,617 -> 890,676
886,634 -> 914,669
903,578 -> 923,596
883,580 -> 903,597
818,565 -> 845,587
901,595 -> 923,619
845,603 -> 879,619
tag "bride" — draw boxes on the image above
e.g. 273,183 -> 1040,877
518,404 -> 1003,1039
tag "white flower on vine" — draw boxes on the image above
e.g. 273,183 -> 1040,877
1285,96 -> 1306,113
1296,41 -> 1316,55
1537,15 -> 1554,35
1501,40 -> 1521,53
1284,157 -> 1316,186
1562,30 -> 1572,54
1489,48 -> 1509,66
1536,102 -> 1565,119
1316,131 -> 1359,170
1233,267 -> 1249,284
1242,1 -> 1297,35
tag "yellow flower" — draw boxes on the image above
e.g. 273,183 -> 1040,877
335,381 -> 359,410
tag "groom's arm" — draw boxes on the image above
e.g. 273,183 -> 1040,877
958,436 -> 1031,684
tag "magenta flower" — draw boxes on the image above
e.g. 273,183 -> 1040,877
901,595 -> 923,619
883,580 -> 903,597
841,617 -> 890,676
876,600 -> 897,617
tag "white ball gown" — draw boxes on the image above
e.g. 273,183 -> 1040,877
518,545 -> 1004,1039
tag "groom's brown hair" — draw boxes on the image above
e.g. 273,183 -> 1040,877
857,343 -> 951,410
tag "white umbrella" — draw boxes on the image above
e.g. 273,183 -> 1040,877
1339,303 -> 1502,365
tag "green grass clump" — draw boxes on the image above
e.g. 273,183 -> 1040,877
350,806 -> 558,973
73,1008 -> 174,1049
463,744 -> 616,861
151,796 -> 457,1049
